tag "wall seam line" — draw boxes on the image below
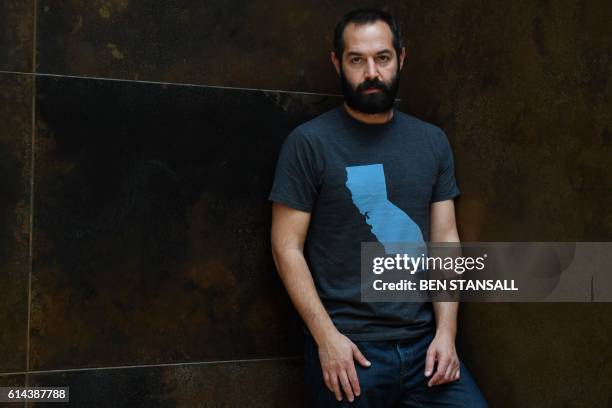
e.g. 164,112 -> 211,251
0,70 -> 344,98
0,355 -> 303,377
24,1 -> 38,400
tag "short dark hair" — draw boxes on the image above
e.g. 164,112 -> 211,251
333,8 -> 404,61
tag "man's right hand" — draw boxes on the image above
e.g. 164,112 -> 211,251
316,331 -> 372,402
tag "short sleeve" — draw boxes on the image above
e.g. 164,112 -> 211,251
268,128 -> 320,212
431,128 -> 460,202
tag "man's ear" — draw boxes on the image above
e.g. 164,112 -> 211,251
398,47 -> 406,70
330,51 -> 341,76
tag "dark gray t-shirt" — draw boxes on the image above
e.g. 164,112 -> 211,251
269,104 -> 460,341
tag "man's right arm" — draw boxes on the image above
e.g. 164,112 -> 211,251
270,202 -> 337,342
270,202 -> 371,403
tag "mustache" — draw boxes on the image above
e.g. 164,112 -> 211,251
356,79 -> 389,93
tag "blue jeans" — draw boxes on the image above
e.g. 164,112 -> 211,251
303,331 -> 488,407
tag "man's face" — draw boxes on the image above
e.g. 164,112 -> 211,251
335,20 -> 403,114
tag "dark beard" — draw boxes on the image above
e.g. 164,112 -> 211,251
340,66 -> 400,114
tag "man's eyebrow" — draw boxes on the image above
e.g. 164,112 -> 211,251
345,49 -> 394,57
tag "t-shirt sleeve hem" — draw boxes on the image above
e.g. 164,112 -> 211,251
430,188 -> 460,203
268,193 -> 312,213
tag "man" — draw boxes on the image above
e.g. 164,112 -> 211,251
269,7 -> 487,407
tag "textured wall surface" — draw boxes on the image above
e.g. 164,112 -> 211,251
0,0 -> 33,71
0,0 -> 611,406
31,75 -> 338,371
0,73 -> 31,374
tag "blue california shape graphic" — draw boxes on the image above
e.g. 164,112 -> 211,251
345,164 -> 425,256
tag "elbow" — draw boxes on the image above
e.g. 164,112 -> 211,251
270,235 -> 303,273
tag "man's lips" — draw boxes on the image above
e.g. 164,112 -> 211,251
363,87 -> 382,93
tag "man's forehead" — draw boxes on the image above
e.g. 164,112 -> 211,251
342,21 -> 394,54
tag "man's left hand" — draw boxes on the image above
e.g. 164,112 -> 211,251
424,331 -> 461,387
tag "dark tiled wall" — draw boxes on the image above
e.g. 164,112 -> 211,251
35,0 -> 349,93
0,73 -> 31,374
29,358 -> 306,407
30,75 -> 337,371
0,0 -> 34,71
0,78 -> 328,406
1,0 -> 611,407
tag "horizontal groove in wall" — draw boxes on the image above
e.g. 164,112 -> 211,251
0,70 -> 344,98
0,355 -> 302,377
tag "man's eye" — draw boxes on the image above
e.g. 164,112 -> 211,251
378,56 -> 390,62
351,57 -> 361,63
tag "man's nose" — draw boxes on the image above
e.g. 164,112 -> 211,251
365,57 -> 379,81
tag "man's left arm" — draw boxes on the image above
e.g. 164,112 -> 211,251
425,198 -> 461,387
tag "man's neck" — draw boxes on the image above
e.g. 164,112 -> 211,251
343,102 -> 394,125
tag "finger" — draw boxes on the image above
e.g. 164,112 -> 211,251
323,371 -> 333,393
352,343 -> 371,368
443,360 -> 456,382
451,367 -> 460,382
454,368 -> 461,381
330,374 -> 342,401
428,371 -> 442,387
339,370 -> 355,402
428,357 -> 449,387
435,357 -> 450,384
347,364 -> 361,397
424,348 -> 436,377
